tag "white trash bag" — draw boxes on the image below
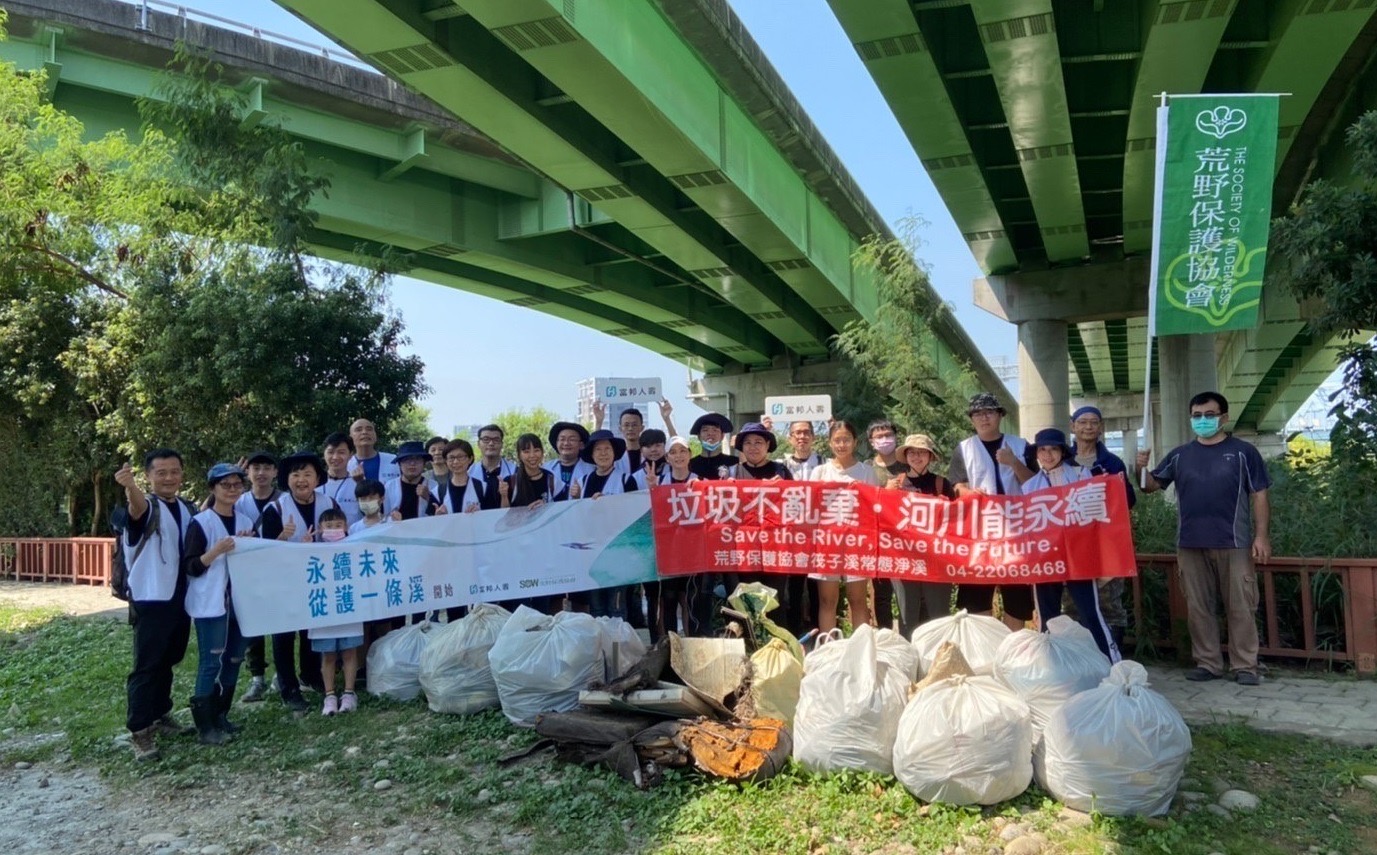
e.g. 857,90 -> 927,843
993,616 -> 1111,734
893,674 -> 1033,805
874,627 -> 921,682
911,609 -> 1011,677
366,620 -> 434,702
418,604 -> 512,714
793,625 -> 910,774
1039,661 -> 1192,816
488,607 -> 606,726
595,616 -> 648,682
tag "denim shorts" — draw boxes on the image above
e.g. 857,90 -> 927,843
310,635 -> 364,654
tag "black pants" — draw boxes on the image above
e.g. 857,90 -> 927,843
873,579 -> 896,630
245,635 -> 267,677
126,598 -> 191,732
781,575 -> 818,637
271,629 -> 319,698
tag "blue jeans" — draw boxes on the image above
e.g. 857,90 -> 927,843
194,610 -> 249,698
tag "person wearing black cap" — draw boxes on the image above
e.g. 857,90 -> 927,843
576,430 -> 640,617
1023,428 -> 1120,662
947,392 -> 1036,630
384,441 -> 439,521
234,449 -> 280,703
182,463 -> 256,744
544,421 -> 594,501
257,450 -> 340,711
689,412 -> 738,480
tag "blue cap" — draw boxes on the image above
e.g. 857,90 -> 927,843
1071,405 -> 1102,422
207,462 -> 248,487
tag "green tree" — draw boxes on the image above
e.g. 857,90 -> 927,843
381,402 -> 437,447
0,39 -> 426,533
832,220 -> 975,456
1271,110 -> 1377,469
487,406 -> 563,461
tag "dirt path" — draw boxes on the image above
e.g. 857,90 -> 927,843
0,579 -> 127,620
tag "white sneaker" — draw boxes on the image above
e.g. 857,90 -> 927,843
321,694 -> 339,716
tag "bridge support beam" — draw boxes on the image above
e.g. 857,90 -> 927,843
1017,319 -> 1069,435
691,361 -> 840,428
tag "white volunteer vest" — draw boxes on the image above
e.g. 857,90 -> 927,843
437,477 -> 484,513
184,506 -> 255,619
347,451 -> 400,482
1023,462 -> 1091,493
124,496 -> 194,602
383,478 -> 434,519
318,478 -> 362,525
960,434 -> 1029,497
273,494 -> 340,542
234,490 -> 279,528
579,468 -> 637,497
546,459 -> 596,499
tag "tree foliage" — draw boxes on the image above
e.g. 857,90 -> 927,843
1272,110 -> 1377,468
381,402 -> 437,447
0,39 -> 426,534
486,406 -> 564,461
832,220 -> 975,454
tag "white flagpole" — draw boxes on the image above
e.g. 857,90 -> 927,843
1141,92 -> 1170,488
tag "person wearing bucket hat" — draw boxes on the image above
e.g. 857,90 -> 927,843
947,392 -> 1036,630
258,451 -> 340,712
731,422 -> 791,480
887,434 -> 959,637
384,441 -> 440,521
1021,428 -> 1121,662
545,421 -> 594,501
182,463 -> 256,745
689,412 -> 738,480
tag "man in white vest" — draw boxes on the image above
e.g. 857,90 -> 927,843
945,393 -> 1036,630
115,448 -> 198,761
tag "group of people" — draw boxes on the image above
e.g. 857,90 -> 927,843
117,388 -> 1272,761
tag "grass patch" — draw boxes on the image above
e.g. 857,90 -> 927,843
1,605 -> 1374,854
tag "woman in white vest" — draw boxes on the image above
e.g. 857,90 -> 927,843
575,429 -> 639,618
947,393 -> 1036,630
115,448 -> 199,762
1023,428 -> 1121,662
257,451 -> 339,712
181,463 -> 256,744
384,441 -> 439,520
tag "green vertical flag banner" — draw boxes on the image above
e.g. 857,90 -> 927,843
1153,95 -> 1280,335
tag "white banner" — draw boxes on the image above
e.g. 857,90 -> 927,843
595,376 -> 662,403
226,494 -> 656,637
765,394 -> 832,422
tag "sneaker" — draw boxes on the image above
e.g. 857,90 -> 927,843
1235,671 -> 1262,686
130,726 -> 160,762
241,676 -> 267,703
282,692 -> 309,713
338,691 -> 358,714
1186,667 -> 1221,682
153,713 -> 194,737
321,694 -> 339,717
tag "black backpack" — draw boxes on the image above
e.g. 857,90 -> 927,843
108,506 -> 131,601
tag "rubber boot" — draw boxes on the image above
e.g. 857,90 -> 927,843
189,696 -> 228,746
212,686 -> 240,736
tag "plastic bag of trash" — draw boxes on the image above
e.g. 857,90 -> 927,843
993,616 -> 1111,734
910,609 -> 1011,677
893,674 -> 1033,805
489,607 -> 606,725
1039,661 -> 1192,816
793,625 -> 909,774
418,604 -> 511,714
596,616 -> 648,683
366,620 -> 434,702
728,582 -> 805,663
750,638 -> 804,724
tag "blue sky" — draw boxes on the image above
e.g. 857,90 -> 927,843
125,0 -> 1021,433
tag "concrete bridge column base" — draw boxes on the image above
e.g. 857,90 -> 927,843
1156,333 -> 1218,458
1016,318 -> 1070,436
690,361 -> 840,428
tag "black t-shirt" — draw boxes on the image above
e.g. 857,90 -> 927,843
477,464 -> 506,510
441,478 -> 481,513
904,472 -> 956,499
507,470 -> 553,507
980,437 -> 1006,494
691,453 -> 739,480
738,460 -> 793,480
397,479 -> 423,520
585,471 -> 612,496
626,448 -> 642,472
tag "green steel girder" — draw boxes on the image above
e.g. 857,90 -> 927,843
1121,0 -> 1237,255
969,0 -> 1087,263
305,228 -> 734,370
273,0 -> 837,360
1105,318 -> 1131,392
1066,324 -> 1098,395
451,0 -> 876,321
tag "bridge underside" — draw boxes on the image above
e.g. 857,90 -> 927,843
828,0 -> 1377,439
6,0 -> 1010,410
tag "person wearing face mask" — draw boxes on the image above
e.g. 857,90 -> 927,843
305,509 -> 365,716
1136,391 -> 1271,686
866,419 -> 906,632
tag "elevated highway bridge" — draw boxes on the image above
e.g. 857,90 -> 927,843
1,0 -> 1006,426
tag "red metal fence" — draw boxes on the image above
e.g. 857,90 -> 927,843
3,539 -> 1375,674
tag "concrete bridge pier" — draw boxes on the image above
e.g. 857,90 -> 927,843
1016,318 -> 1070,435
1156,333 -> 1218,458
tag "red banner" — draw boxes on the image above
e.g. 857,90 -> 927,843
650,475 -> 1135,585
